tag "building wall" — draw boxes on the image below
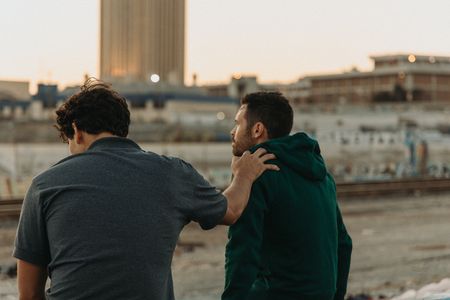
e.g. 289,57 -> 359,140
166,101 -> 237,115
0,81 -> 30,100
282,54 -> 450,105
203,76 -> 261,100
413,74 -> 450,102
100,0 -> 185,85
308,74 -> 402,104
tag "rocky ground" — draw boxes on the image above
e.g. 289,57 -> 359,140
1,192 -> 450,300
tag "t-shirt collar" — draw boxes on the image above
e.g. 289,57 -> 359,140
87,137 -> 141,151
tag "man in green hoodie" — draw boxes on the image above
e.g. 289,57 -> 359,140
222,92 -> 352,300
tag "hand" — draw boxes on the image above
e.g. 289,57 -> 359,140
231,148 -> 279,183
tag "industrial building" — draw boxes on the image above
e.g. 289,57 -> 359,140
285,54 -> 450,104
203,54 -> 450,105
100,0 -> 185,85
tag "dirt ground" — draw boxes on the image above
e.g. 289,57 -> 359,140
1,192 -> 450,300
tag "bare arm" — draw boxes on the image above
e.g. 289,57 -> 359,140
221,148 -> 278,225
221,175 -> 252,225
17,259 -> 47,300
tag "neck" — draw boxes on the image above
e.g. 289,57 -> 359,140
255,136 -> 269,145
84,132 -> 117,149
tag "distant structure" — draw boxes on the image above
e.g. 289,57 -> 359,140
100,0 -> 185,85
204,75 -> 260,100
203,54 -> 450,105
0,80 -> 31,120
285,54 -> 450,104
0,80 -> 30,101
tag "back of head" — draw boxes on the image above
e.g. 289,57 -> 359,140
241,92 -> 293,139
55,78 -> 130,142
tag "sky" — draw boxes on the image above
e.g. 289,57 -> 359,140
1,0 -> 450,92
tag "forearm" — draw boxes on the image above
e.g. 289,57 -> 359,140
17,260 -> 47,300
221,175 -> 253,225
19,291 -> 46,300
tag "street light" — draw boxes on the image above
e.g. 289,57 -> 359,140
150,74 -> 160,83
216,112 -> 225,121
150,74 -> 164,110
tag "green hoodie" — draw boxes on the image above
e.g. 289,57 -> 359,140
222,132 -> 352,300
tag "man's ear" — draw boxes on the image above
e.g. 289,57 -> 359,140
72,123 -> 83,144
252,122 -> 266,139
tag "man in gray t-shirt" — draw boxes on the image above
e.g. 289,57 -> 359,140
14,79 -> 278,300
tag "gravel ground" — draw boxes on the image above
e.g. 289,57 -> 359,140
1,192 -> 450,300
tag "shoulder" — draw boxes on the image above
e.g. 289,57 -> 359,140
247,170 -> 277,207
164,156 -> 191,167
159,156 -> 204,182
31,151 -> 110,190
161,156 -> 192,172
32,153 -> 86,184
252,161 -> 281,189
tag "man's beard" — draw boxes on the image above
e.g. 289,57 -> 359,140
232,131 -> 255,157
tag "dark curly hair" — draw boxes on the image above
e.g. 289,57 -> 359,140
55,78 -> 130,142
241,92 -> 293,139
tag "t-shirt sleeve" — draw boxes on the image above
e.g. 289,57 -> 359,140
171,158 -> 227,230
13,181 -> 51,267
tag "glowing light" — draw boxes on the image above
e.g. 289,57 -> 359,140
429,56 -> 436,63
216,112 -> 225,120
408,55 -> 416,63
150,74 -> 160,83
233,73 -> 242,80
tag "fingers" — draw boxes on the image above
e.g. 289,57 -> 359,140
252,148 -> 276,162
238,148 -> 278,168
253,148 -> 276,160
256,149 -> 278,171
259,153 -> 276,162
254,148 -> 279,171
264,163 -> 280,171
253,148 -> 267,157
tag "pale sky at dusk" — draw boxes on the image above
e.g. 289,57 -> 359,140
1,0 -> 450,92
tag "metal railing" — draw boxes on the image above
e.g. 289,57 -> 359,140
1,178 -> 450,217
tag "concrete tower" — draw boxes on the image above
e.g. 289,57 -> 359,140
100,0 -> 185,85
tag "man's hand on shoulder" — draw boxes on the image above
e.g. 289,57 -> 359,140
222,148 -> 279,225
232,148 -> 279,182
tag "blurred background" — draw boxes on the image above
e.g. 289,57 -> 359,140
0,1 -> 450,299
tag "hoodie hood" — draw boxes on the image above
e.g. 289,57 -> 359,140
252,132 -> 327,181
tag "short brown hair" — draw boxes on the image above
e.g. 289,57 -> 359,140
55,78 -> 130,142
241,92 -> 293,139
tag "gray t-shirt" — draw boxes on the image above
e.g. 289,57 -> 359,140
13,137 -> 227,300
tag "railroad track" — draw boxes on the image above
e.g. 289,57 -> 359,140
337,178 -> 450,198
0,199 -> 23,217
1,178 -> 450,217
